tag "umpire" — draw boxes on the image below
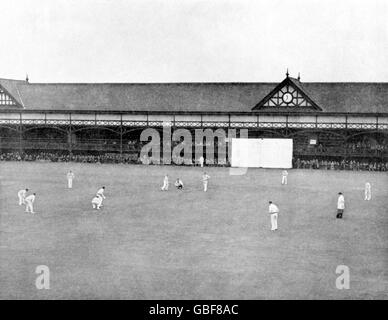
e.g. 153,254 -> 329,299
336,192 -> 345,218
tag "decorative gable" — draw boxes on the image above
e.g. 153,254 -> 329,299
0,85 -> 21,107
253,76 -> 322,111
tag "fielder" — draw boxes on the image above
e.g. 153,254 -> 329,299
202,172 -> 210,192
67,170 -> 75,188
25,193 -> 36,214
268,201 -> 279,231
175,178 -> 184,190
364,182 -> 371,201
96,186 -> 106,207
17,188 -> 28,205
281,170 -> 288,185
92,195 -> 103,210
161,174 -> 169,191
336,192 -> 345,219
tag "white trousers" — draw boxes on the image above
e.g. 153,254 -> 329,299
161,182 -> 169,191
270,213 -> 278,230
203,181 -> 208,192
18,195 -> 25,205
68,179 -> 73,188
92,198 -> 102,209
25,201 -> 34,213
364,189 -> 371,201
281,176 -> 287,185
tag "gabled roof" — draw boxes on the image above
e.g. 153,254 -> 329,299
0,77 -> 387,114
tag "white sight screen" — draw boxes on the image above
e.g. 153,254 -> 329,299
231,138 -> 293,168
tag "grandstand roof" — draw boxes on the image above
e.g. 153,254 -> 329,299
1,77 -> 388,114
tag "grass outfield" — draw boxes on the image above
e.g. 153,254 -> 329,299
0,161 -> 387,299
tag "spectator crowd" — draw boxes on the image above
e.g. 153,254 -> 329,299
1,151 -> 387,172
0,151 -> 138,164
293,157 -> 388,171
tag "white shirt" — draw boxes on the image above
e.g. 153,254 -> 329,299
67,172 -> 75,180
282,170 -> 288,176
25,194 -> 35,203
269,203 -> 279,214
199,157 -> 204,164
18,189 -> 27,197
164,176 -> 169,184
337,195 -> 345,209
203,174 -> 210,182
365,183 -> 371,190
96,188 -> 106,199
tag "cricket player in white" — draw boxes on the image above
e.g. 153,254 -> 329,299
18,188 -> 28,205
92,195 -> 103,210
268,201 -> 279,231
336,192 -> 345,219
199,156 -> 204,168
96,187 -> 106,205
67,170 -> 75,188
161,175 -> 169,191
25,193 -> 36,214
202,172 -> 210,192
175,178 -> 184,190
364,182 -> 371,201
281,170 -> 288,185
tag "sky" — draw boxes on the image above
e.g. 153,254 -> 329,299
0,0 -> 387,83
